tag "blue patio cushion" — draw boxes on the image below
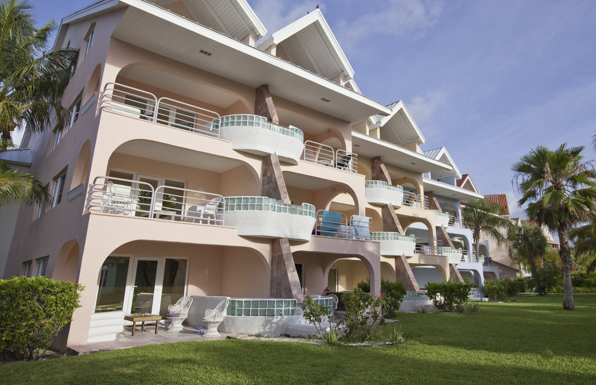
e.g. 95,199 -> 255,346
351,215 -> 371,240
321,210 -> 342,236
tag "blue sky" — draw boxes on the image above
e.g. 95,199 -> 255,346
26,0 -> 596,218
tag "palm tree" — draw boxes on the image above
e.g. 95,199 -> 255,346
571,219 -> 596,275
0,0 -> 77,140
508,221 -> 548,295
0,0 -> 76,207
513,144 -> 596,310
462,198 -> 513,259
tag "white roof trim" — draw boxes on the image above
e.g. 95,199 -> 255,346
423,178 -> 483,200
257,9 -> 355,79
424,147 -> 462,179
376,100 -> 426,144
458,175 -> 479,194
233,0 -> 267,39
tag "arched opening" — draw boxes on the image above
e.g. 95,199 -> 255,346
71,140 -> 91,189
478,243 -> 489,258
326,258 -> 370,292
357,159 -> 372,180
460,270 -> 481,286
83,64 -> 102,105
403,219 -> 435,254
392,176 -> 421,196
411,266 -> 443,287
381,261 -> 395,282
52,241 -> 80,283
483,271 -> 498,280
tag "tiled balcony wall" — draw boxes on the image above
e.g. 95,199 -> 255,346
365,180 -> 404,207
371,232 -> 416,256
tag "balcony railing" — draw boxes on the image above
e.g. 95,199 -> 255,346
365,180 -> 404,207
219,114 -> 304,142
314,210 -> 371,240
371,233 -> 415,242
448,215 -> 466,228
434,210 -> 450,227
302,141 -> 358,173
461,249 -> 478,263
402,191 -> 429,209
365,180 -> 403,192
223,197 -> 315,218
88,176 -> 225,225
99,82 -> 221,138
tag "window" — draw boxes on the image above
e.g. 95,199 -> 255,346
295,263 -> 305,291
327,268 -> 338,291
22,261 -> 32,277
83,28 -> 94,58
51,127 -> 63,151
51,171 -> 67,208
35,184 -> 48,219
35,257 -> 49,277
68,97 -> 82,130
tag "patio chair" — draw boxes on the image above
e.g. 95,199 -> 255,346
101,182 -> 137,216
328,294 -> 339,313
335,154 -> 352,170
184,197 -> 222,225
167,296 -> 193,333
202,298 -> 229,338
351,215 -> 371,240
318,210 -> 342,237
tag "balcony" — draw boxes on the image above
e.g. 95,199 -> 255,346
100,83 -> 221,138
223,197 -> 316,241
371,232 -> 416,257
448,215 -> 466,228
219,114 -> 304,164
365,181 -> 403,207
314,210 -> 371,240
438,246 -> 463,264
434,211 -> 450,227
88,176 -> 225,225
402,191 -> 429,209
302,141 -> 358,173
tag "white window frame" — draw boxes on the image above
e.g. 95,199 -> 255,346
83,28 -> 94,58
328,268 -> 338,291
22,260 -> 32,277
35,257 -> 49,277
68,96 -> 82,130
51,171 -> 67,208
51,127 -> 63,151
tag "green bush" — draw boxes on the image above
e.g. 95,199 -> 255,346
519,277 -> 535,293
340,289 -> 386,342
0,277 -> 83,360
301,296 -> 331,339
356,279 -> 406,319
482,279 -> 525,301
425,281 -> 472,312
550,286 -> 596,294
537,265 -> 563,293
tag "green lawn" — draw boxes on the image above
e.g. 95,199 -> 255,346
2,294 -> 596,384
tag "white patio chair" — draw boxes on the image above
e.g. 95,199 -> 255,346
167,296 -> 193,333
101,182 -> 137,216
202,298 -> 229,338
185,197 -> 222,225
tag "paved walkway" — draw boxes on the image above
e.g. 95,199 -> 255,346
69,325 -> 234,355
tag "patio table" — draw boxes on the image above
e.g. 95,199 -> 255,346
124,314 -> 162,336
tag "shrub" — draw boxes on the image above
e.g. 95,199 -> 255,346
0,277 -> 83,360
388,327 -> 404,344
482,280 -> 505,301
340,289 -> 386,342
324,329 -> 339,345
425,281 -> 472,312
519,277 -> 535,293
537,265 -> 562,293
301,295 -> 331,339
356,279 -> 406,319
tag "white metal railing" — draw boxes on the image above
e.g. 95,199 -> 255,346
415,238 -> 439,254
402,191 -> 429,209
461,249 -> 478,263
303,140 -> 335,167
88,176 -> 225,225
99,82 -> 221,138
448,215 -> 464,228
336,149 -> 358,173
301,141 -> 358,173
155,97 -> 221,138
314,211 -> 371,239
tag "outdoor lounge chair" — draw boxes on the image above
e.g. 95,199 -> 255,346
101,182 -> 137,216
351,215 -> 371,240
184,197 -> 222,225
202,298 -> 229,338
318,210 -> 342,237
335,154 -> 352,170
167,296 -> 193,333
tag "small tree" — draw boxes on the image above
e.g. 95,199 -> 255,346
508,222 -> 549,295
340,289 -> 386,342
571,218 -> 596,275
356,278 -> 406,319
301,295 -> 331,339
462,198 -> 512,258
0,277 -> 83,360
425,281 -> 472,312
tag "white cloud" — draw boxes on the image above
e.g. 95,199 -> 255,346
249,0 -> 322,39
406,89 -> 446,134
335,0 -> 443,51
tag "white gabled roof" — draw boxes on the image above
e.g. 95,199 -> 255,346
257,9 -> 355,84
423,147 -> 462,179
369,100 -> 426,145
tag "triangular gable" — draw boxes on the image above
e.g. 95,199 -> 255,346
423,147 -> 462,179
369,100 -> 425,146
484,194 -> 509,216
456,174 -> 480,194
257,9 -> 355,88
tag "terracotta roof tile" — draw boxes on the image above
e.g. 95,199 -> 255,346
484,194 -> 510,216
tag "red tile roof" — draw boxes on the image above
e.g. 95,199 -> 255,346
484,194 -> 510,216
456,174 -> 479,194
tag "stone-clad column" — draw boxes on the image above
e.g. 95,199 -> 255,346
255,85 -> 279,124
270,238 -> 303,302
261,153 -> 291,204
395,254 -> 420,292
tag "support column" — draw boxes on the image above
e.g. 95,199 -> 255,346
270,238 -> 303,302
449,264 -> 464,283
436,225 -> 455,249
261,153 -> 291,204
425,191 -> 442,211
382,204 -> 404,235
395,254 -> 420,292
255,85 -> 279,124
371,156 -> 392,184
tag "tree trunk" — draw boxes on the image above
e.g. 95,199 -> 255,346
474,228 -> 481,262
528,255 -> 543,296
558,224 -> 574,310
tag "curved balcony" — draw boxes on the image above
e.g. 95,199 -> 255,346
371,232 -> 416,257
434,211 -> 450,227
438,247 -> 463,264
223,197 -> 316,241
219,115 -> 304,164
365,181 -> 403,207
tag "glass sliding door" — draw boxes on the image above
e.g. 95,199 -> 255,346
95,257 -> 130,312
130,259 -> 159,315
160,259 -> 188,317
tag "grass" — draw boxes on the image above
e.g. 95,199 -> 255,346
2,294 -> 596,384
